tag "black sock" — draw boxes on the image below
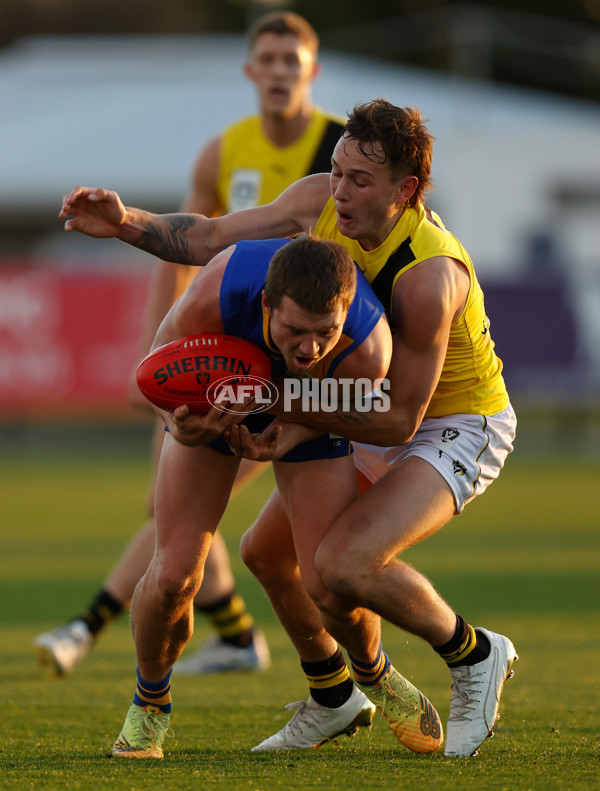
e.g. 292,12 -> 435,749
75,588 -> 124,637
434,615 -> 491,667
301,649 -> 354,708
196,592 -> 254,648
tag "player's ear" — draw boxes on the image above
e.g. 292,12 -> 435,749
310,60 -> 321,81
243,61 -> 255,82
261,290 -> 271,315
395,175 -> 418,207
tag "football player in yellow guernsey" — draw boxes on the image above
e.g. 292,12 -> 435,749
35,11 -> 343,680
61,99 -> 518,759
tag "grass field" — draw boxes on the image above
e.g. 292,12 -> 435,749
1,427 -> 599,790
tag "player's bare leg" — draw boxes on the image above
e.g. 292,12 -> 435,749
274,455 -> 443,754
130,436 -> 239,681
241,487 -> 339,661
315,457 -> 457,648
315,455 -> 515,757
112,437 -> 240,758
173,457 -> 271,675
101,520 -> 154,605
243,463 -> 376,751
108,426 -> 265,610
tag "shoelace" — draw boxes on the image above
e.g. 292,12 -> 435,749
134,709 -> 175,743
279,701 -> 330,739
448,672 -> 484,722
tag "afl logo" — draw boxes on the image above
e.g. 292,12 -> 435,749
206,375 -> 279,415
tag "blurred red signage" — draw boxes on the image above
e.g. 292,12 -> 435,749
0,265 -> 151,417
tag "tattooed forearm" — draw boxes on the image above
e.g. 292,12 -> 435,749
135,214 -> 197,265
328,405 -> 372,426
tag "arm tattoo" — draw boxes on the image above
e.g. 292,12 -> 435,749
135,214 -> 197,265
329,405 -> 372,426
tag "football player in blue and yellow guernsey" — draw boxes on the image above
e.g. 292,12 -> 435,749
109,234 -> 447,758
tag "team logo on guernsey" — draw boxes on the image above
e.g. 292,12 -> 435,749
441,428 -> 460,443
228,169 -> 262,213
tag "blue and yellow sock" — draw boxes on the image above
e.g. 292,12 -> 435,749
133,668 -> 172,713
348,644 -> 390,687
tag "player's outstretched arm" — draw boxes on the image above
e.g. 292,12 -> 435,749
59,175 -> 329,267
59,186 -> 209,266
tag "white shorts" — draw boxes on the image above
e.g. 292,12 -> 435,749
353,404 -> 517,513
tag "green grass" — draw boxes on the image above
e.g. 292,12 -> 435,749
1,447 -> 599,790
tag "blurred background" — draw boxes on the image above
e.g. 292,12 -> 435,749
1,0 -> 600,457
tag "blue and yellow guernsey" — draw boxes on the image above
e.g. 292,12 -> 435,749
219,238 -> 384,379
314,198 -> 509,418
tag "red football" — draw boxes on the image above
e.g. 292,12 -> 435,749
136,333 -> 272,415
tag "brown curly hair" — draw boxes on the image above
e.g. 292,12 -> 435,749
344,99 -> 434,207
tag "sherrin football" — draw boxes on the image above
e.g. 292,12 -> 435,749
136,333 -> 272,415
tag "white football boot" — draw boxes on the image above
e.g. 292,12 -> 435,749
33,619 -> 93,675
445,627 -> 518,757
173,631 -> 270,675
251,686 -> 375,751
